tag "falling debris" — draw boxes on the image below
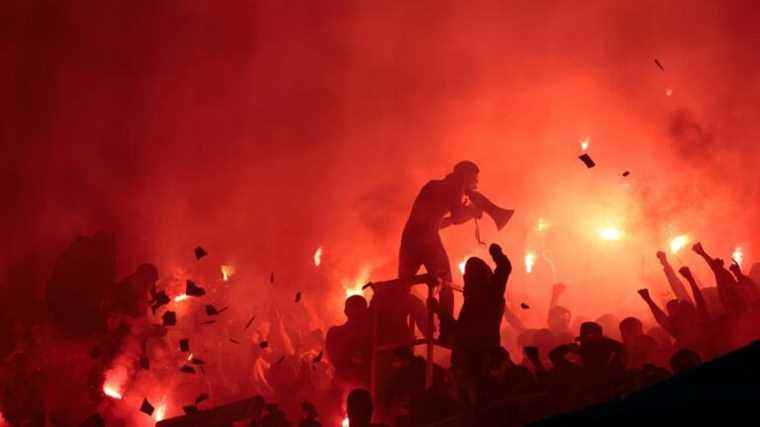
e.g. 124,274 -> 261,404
179,338 -> 190,352
313,247 -> 323,266
520,303 -> 530,309
162,311 -> 177,326
180,365 -> 196,374
578,153 -> 596,168
140,398 -> 155,416
313,350 -> 324,363
654,58 -> 664,71
190,357 -> 205,365
186,280 -> 206,297
295,291 -> 302,303
622,171 -> 631,177
259,340 -> 269,349
194,246 -> 208,260
202,320 -> 216,325
244,315 -> 256,330
205,305 -> 228,316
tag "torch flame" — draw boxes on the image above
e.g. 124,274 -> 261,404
314,247 -> 323,267
669,234 -> 689,254
174,294 -> 188,302
599,227 -> 623,241
342,417 -> 349,427
102,367 -> 127,400
732,247 -> 744,266
187,353 -> 194,361
221,265 -> 234,281
536,218 -> 549,232
580,137 -> 590,151
525,252 -> 537,273
343,267 -> 371,297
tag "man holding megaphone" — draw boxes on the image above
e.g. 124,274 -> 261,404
399,161 -> 513,342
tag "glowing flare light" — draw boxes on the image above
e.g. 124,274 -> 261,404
599,227 -> 623,241
732,247 -> 744,266
536,218 -> 549,232
102,385 -> 122,400
174,294 -> 188,302
458,258 -> 468,275
669,234 -> 689,254
525,252 -> 537,274
580,137 -> 590,151
221,265 -> 235,281
342,417 -> 349,427
155,404 -> 167,422
314,247 -> 323,267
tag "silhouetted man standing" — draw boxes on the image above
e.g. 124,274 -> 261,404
399,161 -> 483,340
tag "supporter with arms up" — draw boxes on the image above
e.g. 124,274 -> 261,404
692,242 -> 745,312
656,251 -> 692,304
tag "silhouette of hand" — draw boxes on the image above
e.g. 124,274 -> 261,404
656,251 -> 668,265
552,282 -> 566,296
489,243 -> 503,258
692,242 -> 705,255
729,261 -> 742,276
678,266 -> 693,280
637,289 -> 650,300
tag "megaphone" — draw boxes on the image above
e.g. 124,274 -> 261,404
467,191 -> 514,231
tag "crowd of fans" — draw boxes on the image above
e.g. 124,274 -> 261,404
1,235 -> 758,426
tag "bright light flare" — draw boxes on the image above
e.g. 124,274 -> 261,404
458,258 -> 468,275
599,227 -> 623,241
666,88 -> 673,97
343,267 -> 371,297
732,247 -> 744,266
102,385 -> 122,400
525,252 -> 537,273
580,137 -> 590,151
174,294 -> 188,302
536,218 -> 549,232
187,353 -> 194,361
314,247 -> 323,267
155,404 -> 167,422
669,234 -> 689,254
221,265 -> 235,281
342,417 -> 349,427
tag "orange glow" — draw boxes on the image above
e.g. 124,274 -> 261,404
342,417 -> 349,427
536,218 -> 549,232
580,137 -> 590,151
314,247 -> 323,266
669,234 -> 689,254
174,294 -> 188,302
343,266 -> 371,297
221,264 -> 235,281
458,257 -> 468,275
187,353 -> 194,361
599,227 -> 623,241
732,246 -> 744,266
102,367 -> 127,400
525,252 -> 537,273
666,88 -> 673,96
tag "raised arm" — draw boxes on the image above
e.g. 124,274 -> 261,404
729,261 -> 760,302
638,289 -> 674,336
490,243 -> 512,295
678,267 -> 710,322
657,251 -> 692,304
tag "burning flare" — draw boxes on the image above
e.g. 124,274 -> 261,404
525,252 -> 537,274
599,227 -> 623,241
102,366 -> 127,400
669,234 -> 690,254
174,294 -> 188,302
102,384 -> 122,400
342,417 -> 349,427
221,265 -> 235,281
732,247 -> 744,266
155,404 -> 167,422
314,247 -> 323,267
580,137 -> 590,151
458,257 -> 468,275
343,267 -> 371,297
536,218 -> 549,232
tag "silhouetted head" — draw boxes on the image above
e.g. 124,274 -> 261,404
463,256 -> 492,291
344,295 -> 368,321
548,306 -> 572,332
451,161 -> 479,192
578,321 -> 603,343
347,388 -> 374,426
670,348 -> 702,374
619,317 -> 643,343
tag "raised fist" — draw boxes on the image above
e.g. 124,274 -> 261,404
678,266 -> 693,279
656,251 -> 667,264
692,242 -> 705,255
637,289 -> 650,300
489,243 -> 503,258
552,282 -> 566,296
